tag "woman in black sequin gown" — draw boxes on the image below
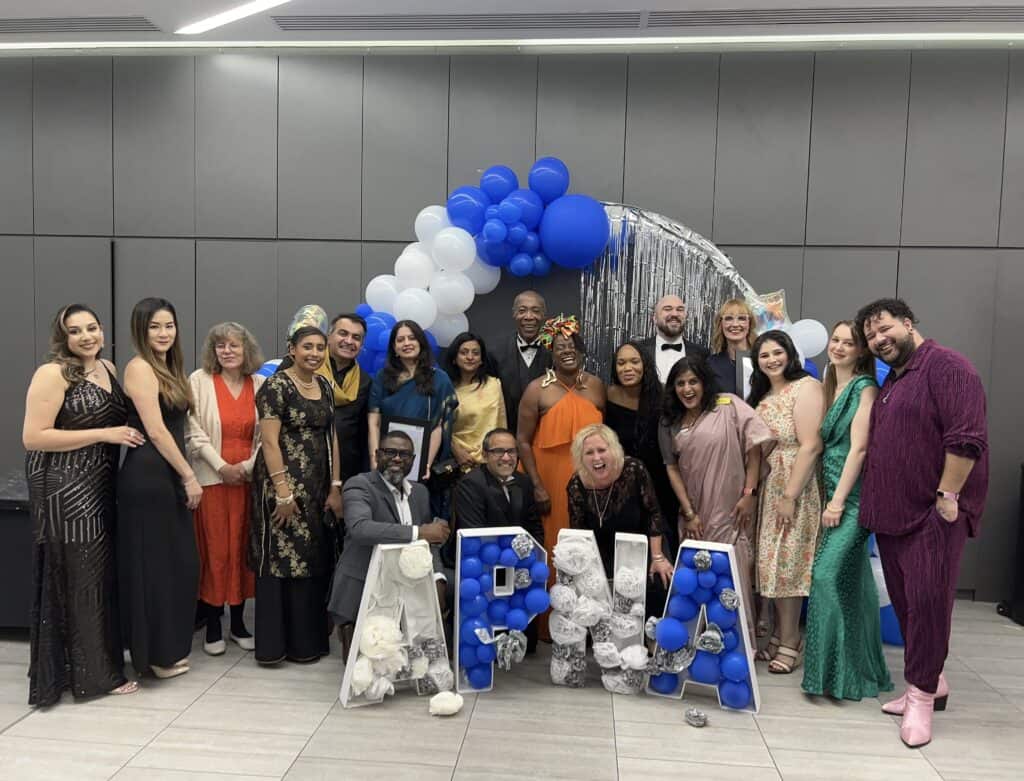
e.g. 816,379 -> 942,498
23,305 -> 146,705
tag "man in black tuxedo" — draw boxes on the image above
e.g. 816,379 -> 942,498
490,291 -> 552,434
635,294 -> 709,384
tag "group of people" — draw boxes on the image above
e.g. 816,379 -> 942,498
23,289 -> 987,750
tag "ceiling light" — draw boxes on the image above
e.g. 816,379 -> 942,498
176,1 -> 292,36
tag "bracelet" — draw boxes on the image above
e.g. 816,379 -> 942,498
651,554 -> 666,562
269,468 -> 287,478
331,480 -> 343,488
826,502 -> 845,513
182,475 -> 197,486
679,509 -> 696,521
275,493 -> 295,506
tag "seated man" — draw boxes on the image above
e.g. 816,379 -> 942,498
327,431 -> 451,656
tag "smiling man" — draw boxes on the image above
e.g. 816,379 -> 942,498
491,291 -> 553,435
855,298 -> 988,749
637,294 -> 709,384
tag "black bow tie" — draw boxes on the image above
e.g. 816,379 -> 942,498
520,342 -> 539,351
661,343 -> 683,352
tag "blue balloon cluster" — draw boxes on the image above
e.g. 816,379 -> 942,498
457,532 -> 550,690
653,546 -> 755,710
446,158 -> 610,278
352,303 -> 440,377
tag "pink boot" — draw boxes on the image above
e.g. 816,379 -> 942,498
882,673 -> 949,715
900,685 -> 934,748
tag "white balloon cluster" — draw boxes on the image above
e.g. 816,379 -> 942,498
783,318 -> 829,360
362,205 -> 502,347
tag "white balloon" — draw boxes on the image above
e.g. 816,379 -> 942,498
429,270 -> 475,315
431,226 -> 476,273
393,288 -> 438,330
414,205 -> 451,247
462,257 -> 501,295
787,319 -> 829,358
365,274 -> 400,314
430,312 -> 469,348
394,244 -> 434,290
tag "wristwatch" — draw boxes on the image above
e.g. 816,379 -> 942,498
936,490 -> 960,502
742,487 -> 758,497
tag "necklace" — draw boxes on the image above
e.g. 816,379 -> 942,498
590,485 -> 614,528
288,370 -> 316,390
681,409 -> 706,432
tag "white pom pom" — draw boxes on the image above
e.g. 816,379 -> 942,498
592,641 -> 622,668
372,648 -> 409,677
619,644 -> 650,670
428,660 -> 454,692
576,567 -> 608,599
358,615 -> 405,660
570,595 -> 612,627
549,584 -> 578,613
614,566 -> 646,599
399,543 -> 435,580
411,655 -> 430,679
549,612 -> 588,645
350,655 -> 374,696
429,690 -> 465,716
364,675 -> 395,701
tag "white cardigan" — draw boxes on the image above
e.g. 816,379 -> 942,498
185,369 -> 265,487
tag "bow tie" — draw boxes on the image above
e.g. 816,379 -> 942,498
520,342 -> 540,351
661,343 -> 683,352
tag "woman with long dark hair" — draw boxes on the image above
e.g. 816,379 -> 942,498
119,297 -> 201,679
444,331 -> 506,467
23,304 -> 143,704
747,330 -> 824,675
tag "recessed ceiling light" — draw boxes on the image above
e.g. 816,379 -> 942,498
176,0 -> 292,36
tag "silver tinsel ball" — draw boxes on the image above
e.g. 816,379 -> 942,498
718,587 -> 740,611
514,568 -> 533,589
685,707 -> 708,727
556,571 -> 575,587
510,533 -> 534,559
696,626 -> 724,654
693,549 -> 713,571
591,620 -> 613,644
644,616 -> 660,640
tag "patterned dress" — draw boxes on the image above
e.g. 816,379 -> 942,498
26,370 -> 129,704
756,375 -> 822,598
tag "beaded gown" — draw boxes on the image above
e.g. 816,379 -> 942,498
26,369 -> 129,705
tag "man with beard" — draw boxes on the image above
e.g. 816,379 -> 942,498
855,298 -> 988,748
490,290 -> 553,434
517,316 -> 605,639
327,431 -> 451,655
637,294 -> 709,384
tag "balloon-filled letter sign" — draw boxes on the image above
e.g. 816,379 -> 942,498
455,527 -> 550,693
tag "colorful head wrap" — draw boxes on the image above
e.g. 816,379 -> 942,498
287,304 -> 329,339
537,314 -> 581,349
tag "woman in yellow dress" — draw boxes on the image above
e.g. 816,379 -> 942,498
444,332 -> 507,467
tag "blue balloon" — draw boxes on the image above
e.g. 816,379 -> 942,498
529,561 -> 550,584
499,548 -> 519,567
461,537 -> 481,556
681,549 -> 697,568
480,165 -> 519,203
480,543 -> 502,565
485,204 -> 500,221
467,664 -> 493,689
483,240 -> 514,268
667,594 -> 699,622
528,157 -> 570,204
462,594 -> 488,618
525,587 -> 550,615
483,218 -> 508,243
672,567 -> 698,596
461,618 -> 488,646
509,592 -> 526,610
713,575 -> 734,596
479,572 -> 493,594
374,312 -> 396,328
506,608 -> 529,632
498,535 -> 515,547
531,253 -> 551,277
504,188 -> 545,229
698,570 -> 717,589
506,221 -> 528,246
655,617 -> 689,652
355,303 -> 373,318
508,253 -> 533,278
487,598 -> 510,624
476,643 -> 497,664
365,315 -> 387,346
518,549 -> 537,567
803,358 -> 820,379
880,604 -> 904,646
692,586 -> 713,604
722,628 -> 740,651
719,679 -> 752,709
707,599 -> 738,630
376,327 -> 391,353
461,556 -> 483,579
372,353 -> 386,373
689,650 -> 721,684
460,578 -> 481,600
720,651 -> 749,683
356,349 -> 376,373
710,551 -> 730,575
447,186 -> 490,235
520,231 -> 540,255
875,358 -> 891,386
649,672 -> 679,695
459,644 -> 479,668
498,200 -> 523,225
538,194 -> 610,269
424,330 -> 439,353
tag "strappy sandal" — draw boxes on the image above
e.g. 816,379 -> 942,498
756,635 -> 780,662
768,642 -> 804,674
108,680 -> 139,695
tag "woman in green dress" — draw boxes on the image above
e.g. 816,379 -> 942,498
802,321 -> 892,700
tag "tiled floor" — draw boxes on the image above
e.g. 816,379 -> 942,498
1,599 -> 1022,780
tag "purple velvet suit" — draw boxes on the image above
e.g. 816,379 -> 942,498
860,340 -> 988,693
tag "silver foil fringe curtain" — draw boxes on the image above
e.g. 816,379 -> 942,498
580,204 -> 756,380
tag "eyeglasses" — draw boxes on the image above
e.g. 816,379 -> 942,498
722,315 -> 749,323
378,447 -> 414,461
485,447 -> 518,458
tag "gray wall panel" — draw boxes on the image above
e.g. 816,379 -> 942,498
999,54 -> 1024,246
801,249 -> 899,328
714,54 -> 813,245
278,242 -> 362,341
113,57 -> 195,237
624,54 -> 718,236
720,246 -> 805,318
33,59 -> 113,236
360,242 -> 405,294
278,56 -> 362,240
0,238 -> 35,480
196,56 -> 278,238
196,241 -> 278,364
0,60 -> 33,234
806,53 -> 910,246
448,56 -> 538,193
362,57 -> 449,241
112,239 -> 196,369
901,52 -> 1008,246
536,55 -> 628,203
33,237 -> 112,361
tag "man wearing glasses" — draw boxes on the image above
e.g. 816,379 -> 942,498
327,431 -> 451,655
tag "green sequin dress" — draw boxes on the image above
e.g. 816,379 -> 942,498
802,375 -> 893,700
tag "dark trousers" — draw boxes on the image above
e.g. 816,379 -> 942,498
254,575 -> 330,664
876,511 -> 968,693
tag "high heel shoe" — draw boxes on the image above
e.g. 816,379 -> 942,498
900,685 -> 934,748
151,664 -> 189,679
882,673 -> 949,715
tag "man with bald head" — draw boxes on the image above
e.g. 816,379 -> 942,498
637,294 -> 709,384
491,290 -> 553,434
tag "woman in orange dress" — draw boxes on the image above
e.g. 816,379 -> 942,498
518,315 -> 605,639
186,323 -> 265,655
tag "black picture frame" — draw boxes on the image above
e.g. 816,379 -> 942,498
380,415 -> 430,482
735,349 -> 753,397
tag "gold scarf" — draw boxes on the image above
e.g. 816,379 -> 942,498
316,359 -> 361,406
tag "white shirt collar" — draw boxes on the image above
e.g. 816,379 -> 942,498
656,332 -> 683,346
385,477 -> 413,498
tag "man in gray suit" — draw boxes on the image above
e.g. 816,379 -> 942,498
327,431 -> 451,654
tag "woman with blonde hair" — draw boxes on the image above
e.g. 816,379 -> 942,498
23,304 -> 144,704
119,297 -> 201,680
186,322 -> 265,655
708,298 -> 758,395
566,424 -> 673,610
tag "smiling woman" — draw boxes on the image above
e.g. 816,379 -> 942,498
444,331 -> 506,467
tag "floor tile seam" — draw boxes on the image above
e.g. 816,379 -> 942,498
752,711 -> 902,727
750,707 -> 783,779
0,730 -> 153,750
149,723 -> 318,744
281,688 -> 353,780
0,706 -> 37,734
112,756 -> 282,779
